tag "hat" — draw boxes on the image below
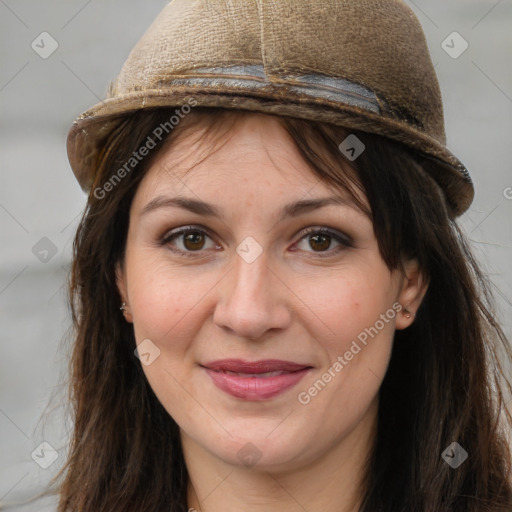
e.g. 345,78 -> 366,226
67,0 -> 474,216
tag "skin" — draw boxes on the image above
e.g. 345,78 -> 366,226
116,113 -> 428,512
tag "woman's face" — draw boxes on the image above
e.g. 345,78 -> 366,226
117,113 -> 422,471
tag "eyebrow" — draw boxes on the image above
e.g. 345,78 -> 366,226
140,195 -> 362,222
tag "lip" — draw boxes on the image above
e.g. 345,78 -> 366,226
201,359 -> 313,400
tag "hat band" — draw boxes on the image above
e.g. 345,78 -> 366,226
156,64 -> 381,114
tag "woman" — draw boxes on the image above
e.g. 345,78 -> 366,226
54,0 -> 512,510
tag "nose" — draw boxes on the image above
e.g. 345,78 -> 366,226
213,250 -> 292,341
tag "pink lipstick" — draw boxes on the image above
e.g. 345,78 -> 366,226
201,359 -> 312,400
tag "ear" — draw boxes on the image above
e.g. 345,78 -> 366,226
115,262 -> 133,323
395,258 -> 428,330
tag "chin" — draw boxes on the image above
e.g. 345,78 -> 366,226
193,419 -> 320,471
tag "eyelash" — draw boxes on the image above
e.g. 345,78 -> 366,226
160,225 -> 353,259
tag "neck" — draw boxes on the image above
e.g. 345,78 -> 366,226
183,398 -> 378,512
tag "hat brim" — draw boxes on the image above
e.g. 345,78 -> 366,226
67,86 -> 474,217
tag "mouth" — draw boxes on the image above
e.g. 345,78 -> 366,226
200,359 -> 313,400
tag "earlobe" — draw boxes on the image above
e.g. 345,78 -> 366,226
395,259 -> 429,330
115,262 -> 133,323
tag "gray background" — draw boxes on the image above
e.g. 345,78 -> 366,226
1,0 -> 511,509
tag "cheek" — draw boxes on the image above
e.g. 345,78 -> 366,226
127,254 -> 210,345
295,265 -> 397,415
296,262 -> 397,352
126,259 -> 213,427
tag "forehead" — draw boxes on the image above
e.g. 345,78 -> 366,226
138,113 -> 345,198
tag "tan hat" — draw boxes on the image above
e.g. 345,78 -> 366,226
67,0 -> 474,216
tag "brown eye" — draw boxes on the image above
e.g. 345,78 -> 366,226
308,233 -> 332,252
293,227 -> 352,257
162,226 -> 219,257
182,231 -> 206,251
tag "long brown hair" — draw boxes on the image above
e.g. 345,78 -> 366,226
50,107 -> 512,511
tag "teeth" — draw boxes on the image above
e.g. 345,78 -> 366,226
223,370 -> 287,378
